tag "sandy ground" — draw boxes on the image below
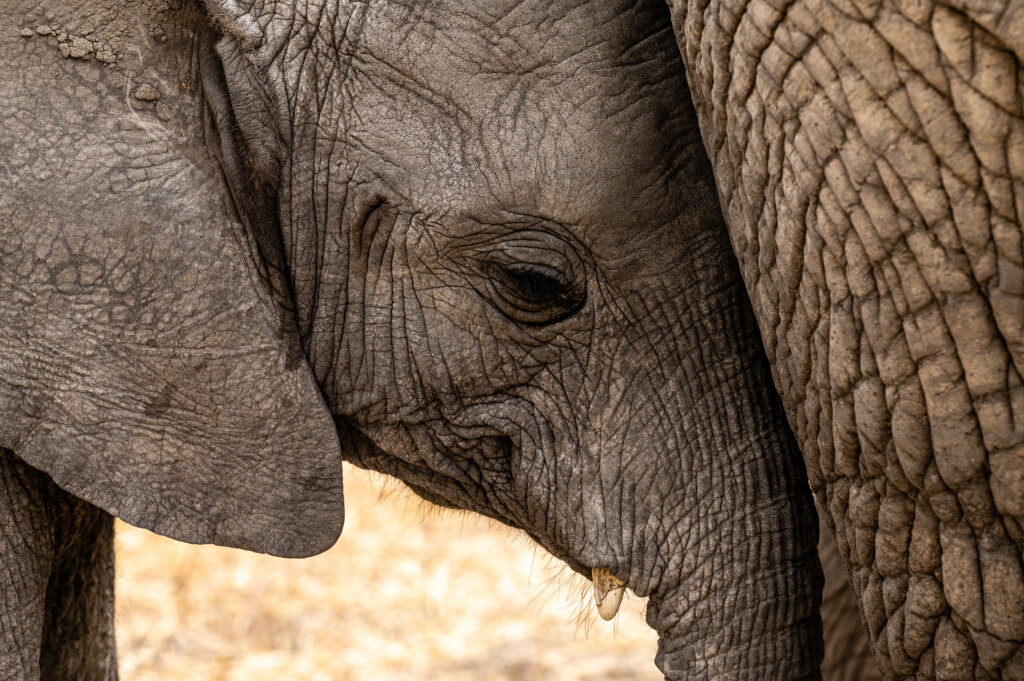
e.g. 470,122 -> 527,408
114,464 -> 661,681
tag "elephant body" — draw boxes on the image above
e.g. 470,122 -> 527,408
664,0 -> 1024,674
820,511 -> 883,681
2,0 -> 822,676
1,0 -> 1020,678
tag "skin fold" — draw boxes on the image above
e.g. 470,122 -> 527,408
820,509 -> 883,681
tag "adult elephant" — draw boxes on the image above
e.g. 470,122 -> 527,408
663,0 -> 1024,676
1,0 -> 823,679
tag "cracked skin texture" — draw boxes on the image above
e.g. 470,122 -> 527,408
0,0 -> 344,557
665,0 -> 1024,675
5,0 -> 828,678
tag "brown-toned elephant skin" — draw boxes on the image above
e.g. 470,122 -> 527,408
664,0 -> 1024,675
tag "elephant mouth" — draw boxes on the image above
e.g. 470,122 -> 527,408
337,414 -> 721,677
579,575 -> 694,680
333,411 -> 540,528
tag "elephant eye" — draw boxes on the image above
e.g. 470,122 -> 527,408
504,267 -> 563,304
481,232 -> 586,325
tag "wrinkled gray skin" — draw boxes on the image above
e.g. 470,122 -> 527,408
0,0 -> 821,679
0,0 -> 1019,680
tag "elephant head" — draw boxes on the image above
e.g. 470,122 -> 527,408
2,0 -> 822,677
664,0 -> 1024,674
200,0 -> 827,674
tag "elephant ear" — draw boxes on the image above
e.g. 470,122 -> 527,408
0,1 -> 342,557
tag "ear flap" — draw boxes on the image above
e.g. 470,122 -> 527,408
0,3 -> 342,557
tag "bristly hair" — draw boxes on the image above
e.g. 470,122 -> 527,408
357,465 -> 648,637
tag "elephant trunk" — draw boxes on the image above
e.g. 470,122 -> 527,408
641,363 -> 824,680
547,229 -> 826,678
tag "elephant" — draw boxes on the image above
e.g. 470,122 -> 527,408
661,0 -> 1024,676
0,0 -> 1020,679
1,0 -> 822,678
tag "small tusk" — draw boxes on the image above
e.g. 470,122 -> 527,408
592,567 -> 626,620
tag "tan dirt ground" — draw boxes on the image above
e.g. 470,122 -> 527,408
114,464 -> 661,681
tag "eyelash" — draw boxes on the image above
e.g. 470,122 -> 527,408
485,260 -> 584,325
502,267 -> 567,304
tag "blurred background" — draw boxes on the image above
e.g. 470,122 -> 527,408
114,463 -> 661,681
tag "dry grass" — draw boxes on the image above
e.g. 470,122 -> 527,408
114,464 -> 661,681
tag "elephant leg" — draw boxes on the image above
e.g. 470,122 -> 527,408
39,504 -> 117,681
820,510 -> 881,681
0,448 -> 117,681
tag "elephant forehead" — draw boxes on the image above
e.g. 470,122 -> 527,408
319,0 -> 697,235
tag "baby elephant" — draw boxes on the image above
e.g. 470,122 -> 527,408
0,0 -> 828,678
